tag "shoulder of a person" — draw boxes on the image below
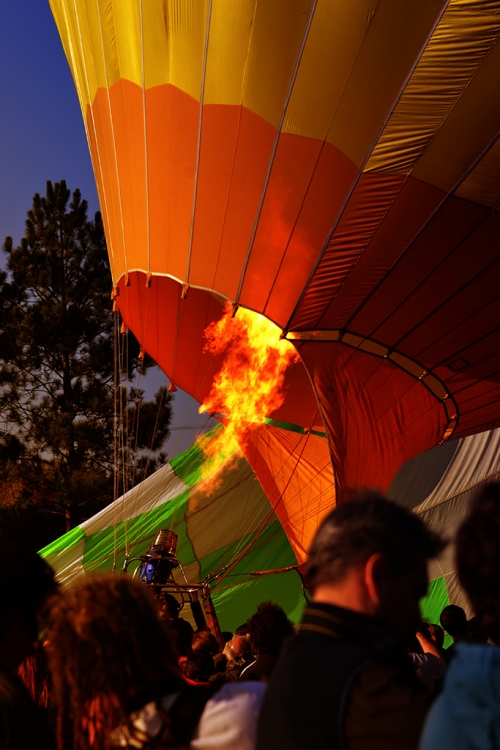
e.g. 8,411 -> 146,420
191,682 -> 266,750
353,652 -> 429,702
343,655 -> 431,750
238,660 -> 257,679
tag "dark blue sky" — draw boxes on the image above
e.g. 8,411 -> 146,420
0,1 -> 99,244
0,1 -> 214,458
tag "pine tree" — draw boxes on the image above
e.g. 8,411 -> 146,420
0,181 -> 172,542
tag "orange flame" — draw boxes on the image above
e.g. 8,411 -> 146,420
196,303 -> 299,490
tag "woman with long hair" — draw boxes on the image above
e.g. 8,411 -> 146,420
44,575 -> 264,750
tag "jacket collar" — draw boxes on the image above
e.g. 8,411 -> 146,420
299,602 -> 392,648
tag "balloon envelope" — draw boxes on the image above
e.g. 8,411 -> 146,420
41,424 -> 500,629
50,0 -> 500,495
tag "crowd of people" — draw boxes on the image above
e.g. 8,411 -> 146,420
1,482 -> 499,749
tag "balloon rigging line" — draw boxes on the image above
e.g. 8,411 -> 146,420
112,308 -> 120,570
125,398 -> 216,554
391,224 -> 500,352
65,1 -> 126,575
342,130 -> 500,338
139,0 -> 151,277
414,465 -> 500,517
311,175 -> 408,333
125,276 -> 153,528
125,383 -> 199,555
241,427 -> 329,529
110,319 -> 333,581
223,461 -> 266,556
213,429 -> 314,587
266,10 -> 404,320
455,368 -> 500,404
123,290 -> 218,549
235,0 -> 319,305
185,0 -> 213,285
372,207 -> 500,348
125,343 -> 148,546
207,0 -> 258,293
284,0 -> 451,334
119,312 -> 130,553
432,313 -> 500,371
112,290 -> 332,563
393,17 -> 500,179
221,428 -> 333,568
94,0 -> 129,274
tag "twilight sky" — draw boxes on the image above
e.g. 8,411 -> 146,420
0,1 -> 215,459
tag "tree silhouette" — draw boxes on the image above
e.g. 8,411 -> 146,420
0,180 -> 172,542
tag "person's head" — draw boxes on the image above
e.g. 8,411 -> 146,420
191,629 -> 220,656
246,601 -> 294,657
45,575 -> 184,750
439,604 -> 467,638
427,623 -> 445,649
223,635 -> 252,668
0,545 -> 57,671
456,482 -> 500,643
157,592 -> 181,620
166,622 -> 193,657
306,492 -> 445,641
466,616 -> 487,642
234,622 -> 250,637
184,651 -> 214,683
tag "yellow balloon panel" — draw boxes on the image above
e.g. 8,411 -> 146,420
51,0 -> 500,305
456,137 -> 500,208
51,0 -> 446,164
366,0 -> 500,177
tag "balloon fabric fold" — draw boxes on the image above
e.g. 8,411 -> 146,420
47,0 -> 500,616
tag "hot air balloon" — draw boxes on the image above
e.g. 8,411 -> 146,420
41,423 -> 500,631
47,0 -> 500,617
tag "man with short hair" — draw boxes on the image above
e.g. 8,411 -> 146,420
157,592 -> 194,656
439,604 -> 473,663
257,492 -> 445,750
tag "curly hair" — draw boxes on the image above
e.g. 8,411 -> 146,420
456,482 -> 500,643
246,601 -> 294,656
44,575 -> 185,750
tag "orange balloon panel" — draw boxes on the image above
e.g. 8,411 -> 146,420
241,424 -> 335,564
89,80 -> 359,323
117,272 -> 324,434
52,0 -> 500,496
296,342 -> 448,497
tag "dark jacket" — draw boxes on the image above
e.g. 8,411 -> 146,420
238,654 -> 278,682
257,602 -> 431,750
